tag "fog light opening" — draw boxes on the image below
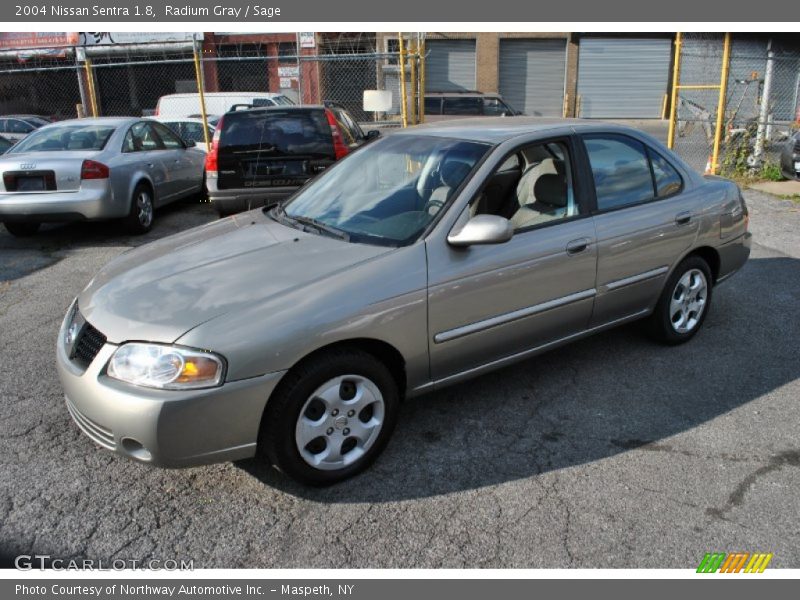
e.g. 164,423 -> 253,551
121,438 -> 152,462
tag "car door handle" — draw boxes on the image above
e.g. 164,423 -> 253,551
675,211 -> 692,225
566,238 -> 591,255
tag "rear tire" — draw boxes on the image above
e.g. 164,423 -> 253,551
4,222 -> 40,237
125,183 -> 155,234
259,348 -> 400,486
646,256 -> 712,345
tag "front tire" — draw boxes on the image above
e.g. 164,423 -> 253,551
259,348 -> 400,486
4,222 -> 40,237
647,256 -> 712,344
125,183 -> 155,234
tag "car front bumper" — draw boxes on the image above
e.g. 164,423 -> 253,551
206,180 -> 299,215
56,317 -> 286,468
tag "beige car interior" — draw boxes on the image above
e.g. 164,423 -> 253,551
470,143 -> 577,229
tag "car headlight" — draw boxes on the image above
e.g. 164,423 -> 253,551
107,343 -> 225,390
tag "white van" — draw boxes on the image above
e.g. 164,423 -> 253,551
155,92 -> 295,119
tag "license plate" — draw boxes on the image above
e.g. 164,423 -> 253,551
16,176 -> 45,191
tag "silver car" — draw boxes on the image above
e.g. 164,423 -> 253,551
56,118 -> 751,485
0,117 -> 206,237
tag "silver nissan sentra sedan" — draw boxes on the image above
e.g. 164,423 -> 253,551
57,118 -> 751,485
0,117 -> 206,236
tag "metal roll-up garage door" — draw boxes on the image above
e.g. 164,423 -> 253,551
577,38 -> 672,118
499,39 -> 566,117
425,40 -> 476,92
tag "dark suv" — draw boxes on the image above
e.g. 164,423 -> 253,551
206,103 -> 379,216
423,91 -> 522,122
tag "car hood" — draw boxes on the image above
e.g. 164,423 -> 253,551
78,211 -> 394,344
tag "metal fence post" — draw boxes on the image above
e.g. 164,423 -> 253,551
710,32 -> 732,174
753,38 -> 775,162
398,33 -> 408,128
409,39 -> 418,125
192,34 -> 211,152
667,32 -> 682,149
419,35 -> 426,124
83,57 -> 99,117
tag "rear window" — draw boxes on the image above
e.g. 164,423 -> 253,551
9,124 -> 116,153
219,110 -> 334,157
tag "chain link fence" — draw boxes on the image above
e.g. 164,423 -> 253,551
670,33 -> 800,176
0,34 -> 421,144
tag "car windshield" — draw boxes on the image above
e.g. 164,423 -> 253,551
9,123 -> 116,153
279,134 -> 490,246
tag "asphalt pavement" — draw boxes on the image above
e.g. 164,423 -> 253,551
0,191 -> 798,568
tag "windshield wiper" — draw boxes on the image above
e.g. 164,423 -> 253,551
271,206 -> 349,241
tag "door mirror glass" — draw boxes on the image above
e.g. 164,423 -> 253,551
447,214 -> 513,247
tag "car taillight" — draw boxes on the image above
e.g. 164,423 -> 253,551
205,118 -> 223,175
324,109 -> 349,160
80,159 -> 109,180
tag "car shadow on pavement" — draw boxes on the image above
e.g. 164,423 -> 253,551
237,254 -> 800,501
0,201 -> 216,282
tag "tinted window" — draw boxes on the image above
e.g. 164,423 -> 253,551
424,97 -> 442,115
9,119 -> 34,134
442,97 -> 482,116
0,137 -> 12,153
220,110 -> 334,158
331,108 -> 362,144
152,122 -> 184,149
649,150 -> 683,197
482,97 -> 510,116
166,121 -> 208,144
10,123 -> 116,153
584,135 -> 655,210
122,122 -> 162,152
0,120 -> 7,133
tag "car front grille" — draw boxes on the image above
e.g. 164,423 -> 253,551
72,321 -> 107,368
65,396 -> 115,450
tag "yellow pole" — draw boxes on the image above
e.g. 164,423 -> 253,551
711,33 -> 732,175
398,33 -> 408,128
193,37 -> 211,152
409,39 -> 417,125
667,32 -> 682,149
84,58 -> 98,117
419,36 -> 426,124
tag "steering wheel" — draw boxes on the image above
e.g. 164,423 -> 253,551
424,199 -> 445,216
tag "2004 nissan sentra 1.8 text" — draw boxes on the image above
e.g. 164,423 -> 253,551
57,118 -> 751,485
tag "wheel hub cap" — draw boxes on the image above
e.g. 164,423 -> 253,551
295,374 -> 385,471
669,268 -> 708,334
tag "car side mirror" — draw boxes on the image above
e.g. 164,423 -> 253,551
447,214 -> 513,247
365,130 -> 381,140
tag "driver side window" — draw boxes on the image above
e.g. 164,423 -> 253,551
471,140 -> 578,232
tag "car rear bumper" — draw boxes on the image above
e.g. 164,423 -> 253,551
716,231 -> 752,284
56,312 -> 286,468
0,185 -> 116,222
207,182 -> 299,215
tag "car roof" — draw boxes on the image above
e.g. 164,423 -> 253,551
425,91 -> 501,97
226,105 -> 327,115
38,117 -> 139,127
394,117 -> 649,144
160,92 -> 284,98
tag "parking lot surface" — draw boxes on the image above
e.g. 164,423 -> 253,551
1,191 -> 798,568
